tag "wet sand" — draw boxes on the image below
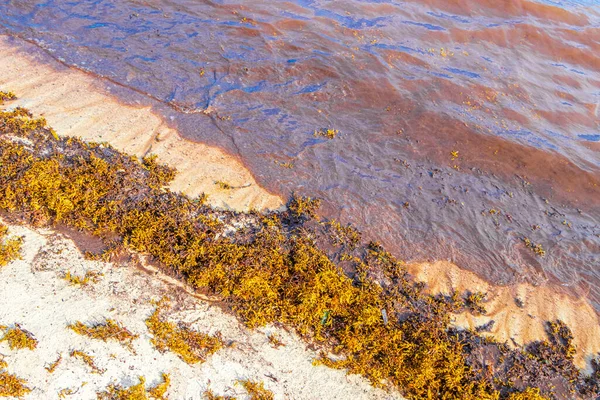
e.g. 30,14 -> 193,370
408,261 -> 600,371
0,35 -> 283,213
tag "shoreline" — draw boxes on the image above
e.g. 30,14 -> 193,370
0,34 -> 283,213
1,35 -> 599,398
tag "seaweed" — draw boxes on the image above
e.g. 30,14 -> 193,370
0,324 -> 37,350
63,270 -> 102,286
70,350 -> 105,374
0,223 -> 22,267
58,388 -> 75,398
464,291 -> 488,316
69,319 -> 138,350
274,160 -> 294,169
506,388 -> 547,400
215,180 -> 233,190
203,380 -> 272,400
523,238 -> 546,257
0,355 -> 29,397
327,219 -> 361,250
0,91 -> 16,105
287,193 -> 321,221
96,374 -> 170,400
0,369 -> 30,398
141,155 -> 176,191
0,100 -> 597,399
203,389 -> 237,400
237,380 -> 273,400
313,128 -> 339,139
148,374 -> 170,400
45,354 -> 63,373
145,300 -> 223,364
267,333 -> 285,348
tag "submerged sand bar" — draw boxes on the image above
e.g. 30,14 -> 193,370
0,35 -> 283,213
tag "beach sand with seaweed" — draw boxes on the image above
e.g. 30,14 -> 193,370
1,34 -> 600,399
0,220 -> 396,399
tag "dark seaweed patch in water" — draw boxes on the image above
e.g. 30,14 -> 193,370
1,98 -> 599,398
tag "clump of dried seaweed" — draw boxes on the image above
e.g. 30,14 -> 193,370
0,223 -> 21,267
96,374 -> 170,400
0,324 -> 37,350
237,380 -> 273,400
145,299 -> 223,364
0,355 -> 30,398
69,319 -> 138,349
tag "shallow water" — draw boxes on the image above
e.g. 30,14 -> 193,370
1,1 -> 599,306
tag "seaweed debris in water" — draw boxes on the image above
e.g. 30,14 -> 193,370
313,128 -> 339,139
0,96 -> 599,399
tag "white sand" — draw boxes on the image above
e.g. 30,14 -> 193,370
0,221 -> 401,400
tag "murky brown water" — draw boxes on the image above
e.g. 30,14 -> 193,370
1,1 -> 599,307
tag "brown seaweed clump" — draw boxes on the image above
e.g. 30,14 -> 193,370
69,350 -> 105,374
0,356 -> 30,398
203,389 -> 237,400
237,380 -> 274,400
202,379 -> 273,400
68,319 -> 138,350
45,354 -> 62,374
63,270 -> 102,286
0,223 -> 21,267
145,300 -> 223,364
0,324 -> 37,351
0,369 -> 30,398
0,91 -> 16,105
0,97 -> 599,399
96,374 -> 170,400
313,128 -> 339,139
